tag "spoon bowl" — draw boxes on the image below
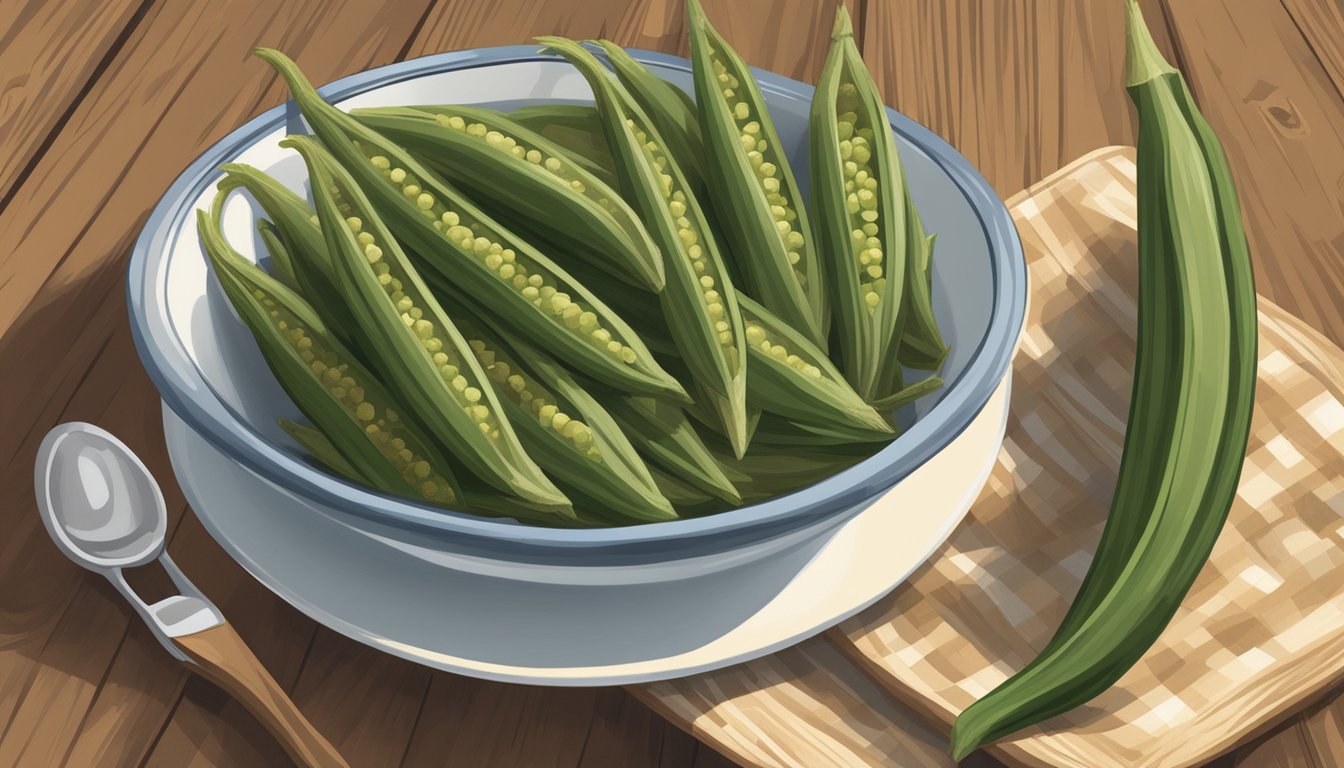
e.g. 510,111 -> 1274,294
37,423 -> 167,569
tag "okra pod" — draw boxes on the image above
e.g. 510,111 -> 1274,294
352,104 -> 664,291
811,7 -> 926,399
507,103 -> 616,178
198,206 -> 461,507
278,418 -> 364,482
257,49 -> 685,401
284,134 -> 571,512
950,3 -> 1257,756
538,37 -> 749,455
607,395 -> 741,505
707,441 -> 869,504
590,40 -> 705,189
738,294 -> 893,440
750,413 -> 898,448
688,0 -> 826,348
894,233 -> 947,372
452,314 -> 676,523
216,164 -> 360,348
256,219 -> 298,290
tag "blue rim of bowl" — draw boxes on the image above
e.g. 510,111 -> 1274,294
127,45 -> 1025,559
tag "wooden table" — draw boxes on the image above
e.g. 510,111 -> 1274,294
2,0 -> 1342,765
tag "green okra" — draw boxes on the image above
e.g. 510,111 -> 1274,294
507,103 -> 615,174
198,205 -> 461,507
283,134 -> 572,512
257,49 -> 685,402
707,441 -> 869,503
216,164 -> 360,348
538,37 -> 749,456
738,294 -> 893,441
278,418 -> 364,482
688,0 -> 826,348
811,7 -> 928,399
452,315 -> 676,523
352,104 -> 663,291
256,219 -> 298,290
894,233 -> 947,372
749,412 -> 897,448
590,41 -> 705,189
606,395 -> 741,505
648,466 -> 717,509
950,2 -> 1258,756
870,375 -> 943,415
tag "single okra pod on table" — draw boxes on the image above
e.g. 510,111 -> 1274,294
688,0 -> 826,348
811,7 -> 927,399
198,206 -> 461,507
216,165 -> 360,348
606,395 -> 742,505
256,49 -> 685,402
537,37 -> 749,456
451,314 -> 676,523
507,103 -> 617,177
737,294 -> 894,441
352,104 -> 663,291
283,135 -> 572,512
256,219 -> 298,290
590,41 -> 706,190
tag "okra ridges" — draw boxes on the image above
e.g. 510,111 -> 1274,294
328,181 -> 508,444
431,113 -> 615,213
709,53 -> 807,286
473,338 -> 601,461
357,145 -> 640,367
836,78 -> 887,312
624,117 -> 736,356
253,289 -> 456,503
743,321 -> 822,379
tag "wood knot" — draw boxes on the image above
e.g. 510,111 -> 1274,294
1244,79 -> 1308,137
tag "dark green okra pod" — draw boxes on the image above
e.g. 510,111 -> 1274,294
198,205 -> 461,507
256,219 -> 298,290
352,104 -> 663,291
452,315 -> 676,523
257,49 -> 684,402
811,7 -> 930,399
284,135 -> 571,512
688,0 -> 826,348
606,396 -> 741,505
538,37 -> 749,456
738,294 -> 893,441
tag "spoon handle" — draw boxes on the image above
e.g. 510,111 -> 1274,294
172,621 -> 349,768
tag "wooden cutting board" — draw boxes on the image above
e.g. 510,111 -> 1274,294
631,146 -> 1344,768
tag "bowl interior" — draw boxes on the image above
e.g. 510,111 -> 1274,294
146,51 -> 1007,543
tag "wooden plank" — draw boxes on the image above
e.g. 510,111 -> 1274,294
0,0 -> 150,207
1234,685 -> 1344,767
858,0 -> 1176,197
1159,0 -> 1344,346
635,639 -> 954,768
1279,0 -> 1344,101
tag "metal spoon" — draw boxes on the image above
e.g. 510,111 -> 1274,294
35,422 -> 348,768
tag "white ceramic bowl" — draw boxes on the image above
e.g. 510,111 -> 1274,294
129,47 -> 1025,683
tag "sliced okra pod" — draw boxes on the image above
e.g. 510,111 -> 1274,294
197,206 -> 462,507
591,41 -> 705,189
216,164 -> 360,347
538,37 -> 749,456
256,219 -> 298,290
257,49 -> 685,402
277,418 -> 364,482
738,294 -> 894,441
352,104 -> 663,291
811,7 -> 926,399
452,315 -> 676,523
688,0 -> 826,348
606,395 -> 741,505
283,135 -> 572,512
507,103 -> 616,177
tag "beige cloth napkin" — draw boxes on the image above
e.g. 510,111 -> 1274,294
635,146 -> 1344,768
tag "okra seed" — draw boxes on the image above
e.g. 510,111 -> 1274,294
485,253 -> 502,269
526,149 -> 542,163
464,387 -> 482,403
762,178 -> 780,193
739,134 -> 755,151
403,184 -> 421,198
390,168 -> 407,183
733,102 -> 750,120
416,193 -> 434,210
606,340 -> 623,355
592,328 -> 611,344
860,210 -> 879,222
669,201 -> 686,217
545,157 -> 562,172
467,124 -> 487,137
485,130 -> 504,145
371,156 -> 390,169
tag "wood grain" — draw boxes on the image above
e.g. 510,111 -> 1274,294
1160,0 -> 1344,347
0,0 -> 150,206
173,623 -> 347,768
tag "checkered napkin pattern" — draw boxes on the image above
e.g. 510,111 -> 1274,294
837,146 -> 1344,768
638,147 -> 1344,768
